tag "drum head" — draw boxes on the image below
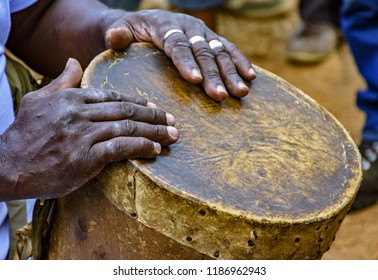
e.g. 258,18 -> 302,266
82,43 -> 360,221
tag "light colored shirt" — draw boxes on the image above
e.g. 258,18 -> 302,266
0,0 -> 38,260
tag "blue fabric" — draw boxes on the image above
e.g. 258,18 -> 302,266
300,0 -> 342,27
169,0 -> 224,10
0,204 -> 10,260
100,0 -> 140,10
341,0 -> 378,141
9,0 -> 37,12
100,0 -> 224,11
0,1 -> 14,135
0,0 -> 37,261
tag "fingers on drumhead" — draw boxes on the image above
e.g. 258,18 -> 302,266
91,137 -> 162,164
82,89 -> 148,105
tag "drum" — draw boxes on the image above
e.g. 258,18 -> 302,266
45,43 -> 361,260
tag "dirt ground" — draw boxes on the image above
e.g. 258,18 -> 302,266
138,0 -> 378,259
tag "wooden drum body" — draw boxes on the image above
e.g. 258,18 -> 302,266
45,43 -> 361,260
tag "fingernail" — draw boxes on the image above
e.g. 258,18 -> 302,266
238,81 -> 249,91
147,102 -> 157,108
65,58 -> 74,69
106,27 -> 119,36
106,27 -> 128,47
248,66 -> 256,77
216,85 -> 227,95
216,85 -> 228,100
192,69 -> 202,80
154,142 -> 162,154
167,126 -> 179,138
166,113 -> 176,126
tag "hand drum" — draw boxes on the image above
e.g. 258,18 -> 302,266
45,43 -> 361,260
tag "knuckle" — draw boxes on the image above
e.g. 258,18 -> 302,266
59,100 -> 81,117
171,39 -> 191,51
110,122 -> 122,137
196,18 -> 205,26
59,88 -> 75,97
150,108 -> 158,124
179,12 -> 196,22
226,67 -> 238,77
134,138 -> 157,158
185,15 -> 205,28
174,53 -> 194,64
132,95 -> 147,105
154,126 -> 165,142
194,46 -> 215,60
167,37 -> 204,67
151,108 -> 166,124
124,120 -> 137,136
103,138 -> 122,157
205,69 -> 221,81
121,102 -> 136,119
140,137 -> 154,151
85,88 -> 105,102
214,49 -> 229,60
58,104 -> 81,126
108,89 -> 122,101
66,88 -> 83,101
113,138 -> 124,154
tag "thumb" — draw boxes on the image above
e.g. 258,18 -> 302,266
42,58 -> 83,94
105,20 -> 134,50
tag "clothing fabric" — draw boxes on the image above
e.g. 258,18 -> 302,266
0,204 -> 10,260
100,0 -> 224,11
300,0 -> 343,27
99,0 -> 140,10
0,1 -> 14,134
169,0 -> 223,10
341,0 -> 378,141
0,0 -> 38,260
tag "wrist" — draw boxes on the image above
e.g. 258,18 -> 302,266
0,131 -> 20,201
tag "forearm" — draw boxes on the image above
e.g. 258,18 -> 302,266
7,0 -> 120,77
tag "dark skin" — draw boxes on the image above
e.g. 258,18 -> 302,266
1,0 -> 256,201
0,58 -> 179,200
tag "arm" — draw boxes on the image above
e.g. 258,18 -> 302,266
7,0 -> 109,76
7,0 -> 256,101
0,59 -> 178,201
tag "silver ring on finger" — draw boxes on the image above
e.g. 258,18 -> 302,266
209,39 -> 224,50
163,29 -> 184,44
189,35 -> 206,45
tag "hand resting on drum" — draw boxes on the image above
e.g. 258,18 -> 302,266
0,58 -> 178,201
103,9 -> 257,101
